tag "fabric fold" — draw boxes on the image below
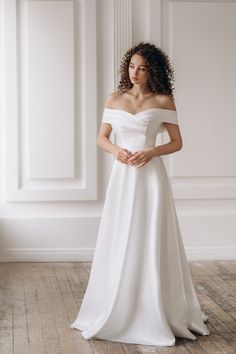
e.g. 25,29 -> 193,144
70,108 -> 210,346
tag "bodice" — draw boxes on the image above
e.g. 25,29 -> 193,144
101,108 -> 179,152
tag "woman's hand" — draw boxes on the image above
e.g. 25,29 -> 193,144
115,148 -> 134,164
126,148 -> 154,168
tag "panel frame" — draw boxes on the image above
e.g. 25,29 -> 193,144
3,0 -> 97,201
160,0 -> 236,200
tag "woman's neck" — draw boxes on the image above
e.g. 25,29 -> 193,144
128,86 -> 153,99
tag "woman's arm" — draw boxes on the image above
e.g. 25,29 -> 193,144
97,123 -> 134,164
151,95 -> 183,157
97,123 -> 119,155
97,93 -> 134,163
97,92 -> 120,155
151,122 -> 183,157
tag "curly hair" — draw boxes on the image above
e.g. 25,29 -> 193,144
117,41 -> 176,101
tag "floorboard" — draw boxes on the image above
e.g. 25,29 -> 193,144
0,261 -> 235,354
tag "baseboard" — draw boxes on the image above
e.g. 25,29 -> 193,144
0,247 -> 235,262
0,248 -> 93,262
186,247 -> 236,261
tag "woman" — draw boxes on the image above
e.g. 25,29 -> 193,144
70,42 -> 210,347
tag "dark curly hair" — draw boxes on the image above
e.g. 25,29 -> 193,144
117,41 -> 176,102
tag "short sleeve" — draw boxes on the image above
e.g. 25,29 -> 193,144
158,109 -> 179,133
101,109 -> 113,125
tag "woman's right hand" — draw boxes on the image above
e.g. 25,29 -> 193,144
115,148 -> 134,164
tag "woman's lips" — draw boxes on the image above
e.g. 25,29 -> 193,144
131,77 -> 138,80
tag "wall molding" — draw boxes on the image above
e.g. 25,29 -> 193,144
171,176 -> 236,200
0,246 -> 235,262
3,0 -> 97,201
160,0 -> 236,201
113,0 -> 132,90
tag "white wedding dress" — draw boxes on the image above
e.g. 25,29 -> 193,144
70,107 -> 210,346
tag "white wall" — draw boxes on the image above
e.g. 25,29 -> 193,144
163,0 -> 236,260
0,0 -> 235,261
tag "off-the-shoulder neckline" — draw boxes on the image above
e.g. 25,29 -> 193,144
104,107 -> 177,116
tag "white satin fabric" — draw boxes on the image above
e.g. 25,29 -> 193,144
70,108 -> 210,346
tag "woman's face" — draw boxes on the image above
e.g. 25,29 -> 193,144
129,54 -> 148,85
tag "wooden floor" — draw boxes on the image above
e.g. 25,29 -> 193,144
0,261 -> 235,354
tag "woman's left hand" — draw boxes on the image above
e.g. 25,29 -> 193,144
126,147 -> 154,168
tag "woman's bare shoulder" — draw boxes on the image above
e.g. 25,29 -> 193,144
104,91 -> 123,109
153,94 -> 176,111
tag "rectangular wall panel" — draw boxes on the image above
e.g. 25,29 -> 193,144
161,0 -> 236,199
3,0 -> 97,201
170,1 -> 236,177
26,1 -> 75,179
